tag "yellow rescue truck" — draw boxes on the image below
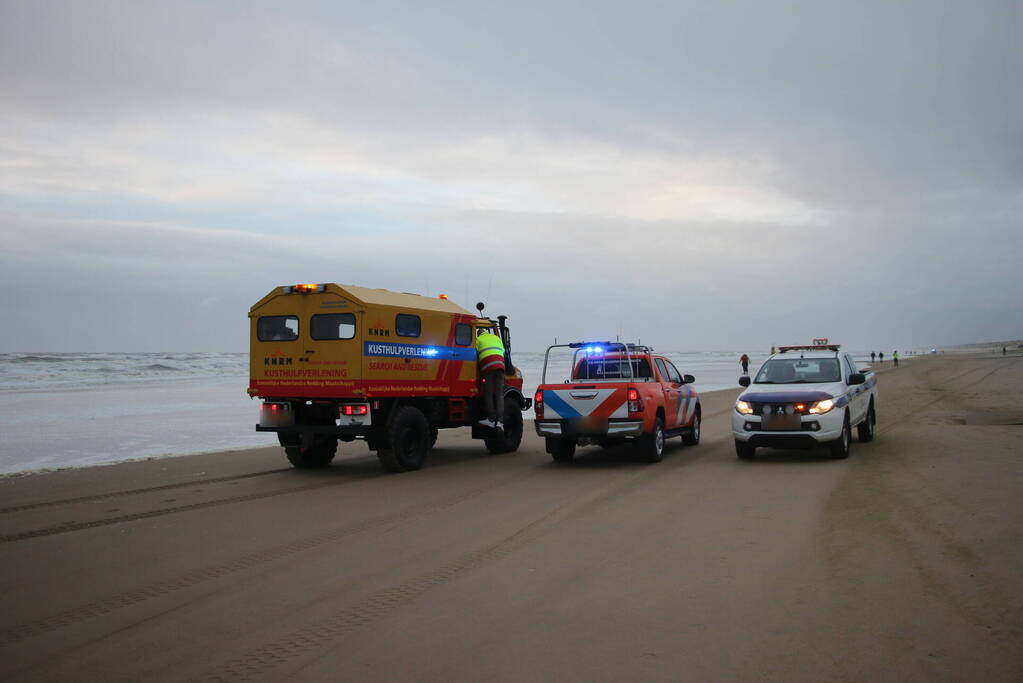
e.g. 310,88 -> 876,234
249,283 -> 529,471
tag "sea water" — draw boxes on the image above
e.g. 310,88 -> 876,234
0,349 -> 884,474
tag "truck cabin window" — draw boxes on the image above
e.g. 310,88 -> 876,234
574,358 -> 653,381
396,314 -> 421,337
257,315 -> 299,341
455,323 -> 472,346
310,313 -> 356,340
754,358 -> 841,384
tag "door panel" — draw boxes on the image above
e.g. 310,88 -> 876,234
655,358 -> 681,429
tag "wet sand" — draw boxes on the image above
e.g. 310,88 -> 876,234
1,353 -> 1021,681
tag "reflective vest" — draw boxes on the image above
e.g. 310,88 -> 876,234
476,332 -> 506,374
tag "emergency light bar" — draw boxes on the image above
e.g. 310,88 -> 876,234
778,344 -> 840,353
568,341 -> 614,349
287,284 -> 326,294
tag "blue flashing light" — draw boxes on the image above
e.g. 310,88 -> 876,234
585,346 -> 604,354
423,347 -> 440,357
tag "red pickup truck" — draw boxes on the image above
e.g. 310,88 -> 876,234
533,342 -> 701,463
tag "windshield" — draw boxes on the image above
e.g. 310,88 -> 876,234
754,358 -> 841,384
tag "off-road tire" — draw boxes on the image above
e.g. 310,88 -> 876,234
636,417 -> 665,463
735,439 -> 756,460
485,399 -> 524,454
857,403 -> 875,442
829,413 -> 852,459
284,438 -> 337,469
548,438 -> 577,463
377,406 -> 430,473
681,408 -> 701,445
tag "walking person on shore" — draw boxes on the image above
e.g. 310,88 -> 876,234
871,351 -> 876,363
893,350 -> 899,367
879,352 -> 884,363
740,353 -> 750,375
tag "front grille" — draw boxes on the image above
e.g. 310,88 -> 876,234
751,403 -> 795,416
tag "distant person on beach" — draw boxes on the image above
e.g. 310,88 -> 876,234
1004,346 -> 1007,355
740,353 -> 750,374
879,352 -> 884,363
871,351 -> 876,363
893,350 -> 899,367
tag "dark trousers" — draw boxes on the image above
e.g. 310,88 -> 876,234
483,370 -> 505,422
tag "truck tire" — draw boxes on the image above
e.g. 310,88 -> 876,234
377,406 -> 430,473
284,437 -> 337,469
735,439 -> 756,460
857,403 -> 875,442
485,400 -> 524,454
681,408 -> 701,445
429,427 -> 439,449
829,413 -> 852,459
547,438 -> 576,463
636,417 -> 665,463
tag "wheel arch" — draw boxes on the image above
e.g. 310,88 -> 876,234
502,386 -> 525,409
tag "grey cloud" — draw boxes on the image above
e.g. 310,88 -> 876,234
0,1 -> 1020,352
4,1 -> 1020,205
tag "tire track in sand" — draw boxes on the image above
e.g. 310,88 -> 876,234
0,468 -> 294,515
0,468 -> 535,647
197,435 -> 727,682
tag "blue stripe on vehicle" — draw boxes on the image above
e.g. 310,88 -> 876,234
363,341 -> 476,361
543,390 -> 582,419
739,391 -> 834,403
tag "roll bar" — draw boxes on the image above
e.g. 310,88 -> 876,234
541,342 -> 653,384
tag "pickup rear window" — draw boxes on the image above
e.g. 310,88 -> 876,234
257,315 -> 298,341
574,358 -> 653,380
755,358 -> 840,384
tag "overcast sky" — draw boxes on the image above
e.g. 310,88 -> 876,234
1,0 -> 1020,352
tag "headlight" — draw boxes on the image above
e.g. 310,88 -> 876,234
808,398 -> 835,414
735,400 -> 754,415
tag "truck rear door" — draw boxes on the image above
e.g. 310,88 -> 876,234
250,287 -> 363,398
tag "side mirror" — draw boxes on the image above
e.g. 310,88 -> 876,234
739,376 -> 751,387
848,373 -> 865,385
683,374 -> 695,384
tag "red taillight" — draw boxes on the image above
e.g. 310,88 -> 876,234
627,388 -> 642,413
534,390 -> 544,419
342,404 -> 369,416
268,404 -> 280,411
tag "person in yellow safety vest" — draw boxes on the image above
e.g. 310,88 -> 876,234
476,330 -> 506,429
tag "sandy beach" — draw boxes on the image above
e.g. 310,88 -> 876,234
0,351 -> 1020,681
